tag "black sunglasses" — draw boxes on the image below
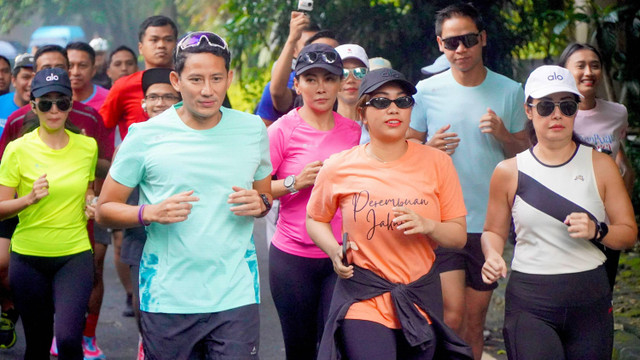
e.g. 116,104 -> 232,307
300,51 -> 338,64
528,100 -> 578,117
441,32 -> 482,50
365,96 -> 414,110
35,98 -> 72,112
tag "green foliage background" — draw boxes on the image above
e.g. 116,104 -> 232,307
220,0 -> 520,84
1,0 -> 639,208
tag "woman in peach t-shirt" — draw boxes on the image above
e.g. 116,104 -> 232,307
307,69 -> 471,359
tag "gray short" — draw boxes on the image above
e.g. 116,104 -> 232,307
93,222 -> 111,245
141,304 -> 260,360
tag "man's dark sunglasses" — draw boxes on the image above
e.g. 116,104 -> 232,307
528,100 -> 579,117
365,96 -> 415,109
441,32 -> 482,50
36,98 -> 72,112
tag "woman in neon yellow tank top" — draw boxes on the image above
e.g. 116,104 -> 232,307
0,68 -> 97,360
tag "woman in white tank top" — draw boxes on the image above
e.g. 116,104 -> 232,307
480,65 -> 636,360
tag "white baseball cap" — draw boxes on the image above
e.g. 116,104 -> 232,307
89,37 -> 109,52
335,44 -> 369,69
524,65 -> 582,101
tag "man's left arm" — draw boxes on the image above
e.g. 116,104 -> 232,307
479,107 -> 529,158
228,121 -> 273,217
228,176 -> 272,217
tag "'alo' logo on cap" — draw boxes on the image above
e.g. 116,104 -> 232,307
46,74 -> 59,81
547,72 -> 563,81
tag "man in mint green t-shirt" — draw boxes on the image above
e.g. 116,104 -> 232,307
96,32 -> 272,360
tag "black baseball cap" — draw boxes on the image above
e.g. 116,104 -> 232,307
31,68 -> 72,98
358,68 -> 416,99
142,68 -> 173,94
295,43 -> 343,77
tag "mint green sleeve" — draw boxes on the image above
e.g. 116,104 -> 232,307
254,122 -> 272,180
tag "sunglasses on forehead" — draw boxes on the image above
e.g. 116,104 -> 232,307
441,32 -> 482,50
177,32 -> 228,53
300,51 -> 338,64
528,100 -> 579,117
365,96 -> 414,109
34,98 -> 72,112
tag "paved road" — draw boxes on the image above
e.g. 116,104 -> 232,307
2,218 -> 285,360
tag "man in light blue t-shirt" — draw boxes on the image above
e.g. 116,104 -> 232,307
407,4 -> 528,359
96,32 -> 272,360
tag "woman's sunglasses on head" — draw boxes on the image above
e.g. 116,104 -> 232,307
301,51 -> 338,64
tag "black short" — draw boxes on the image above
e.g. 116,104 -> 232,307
0,216 -> 18,239
434,233 -> 498,291
141,304 -> 260,360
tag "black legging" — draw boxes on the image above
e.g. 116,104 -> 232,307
10,250 -> 93,360
269,245 -> 336,360
503,266 -> 613,360
340,319 -> 429,360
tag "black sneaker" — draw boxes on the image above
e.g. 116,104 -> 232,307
0,313 -> 16,349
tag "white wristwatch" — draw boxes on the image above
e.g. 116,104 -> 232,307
284,175 -> 298,193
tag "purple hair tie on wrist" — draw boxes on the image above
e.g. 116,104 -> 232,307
138,204 -> 150,226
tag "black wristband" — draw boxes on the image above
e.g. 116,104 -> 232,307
589,220 -> 600,242
596,222 -> 609,243
590,220 -> 609,243
257,193 -> 272,218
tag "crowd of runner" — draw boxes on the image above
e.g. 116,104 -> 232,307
0,2 -> 636,360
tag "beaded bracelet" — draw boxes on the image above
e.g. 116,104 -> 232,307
138,204 -> 150,226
